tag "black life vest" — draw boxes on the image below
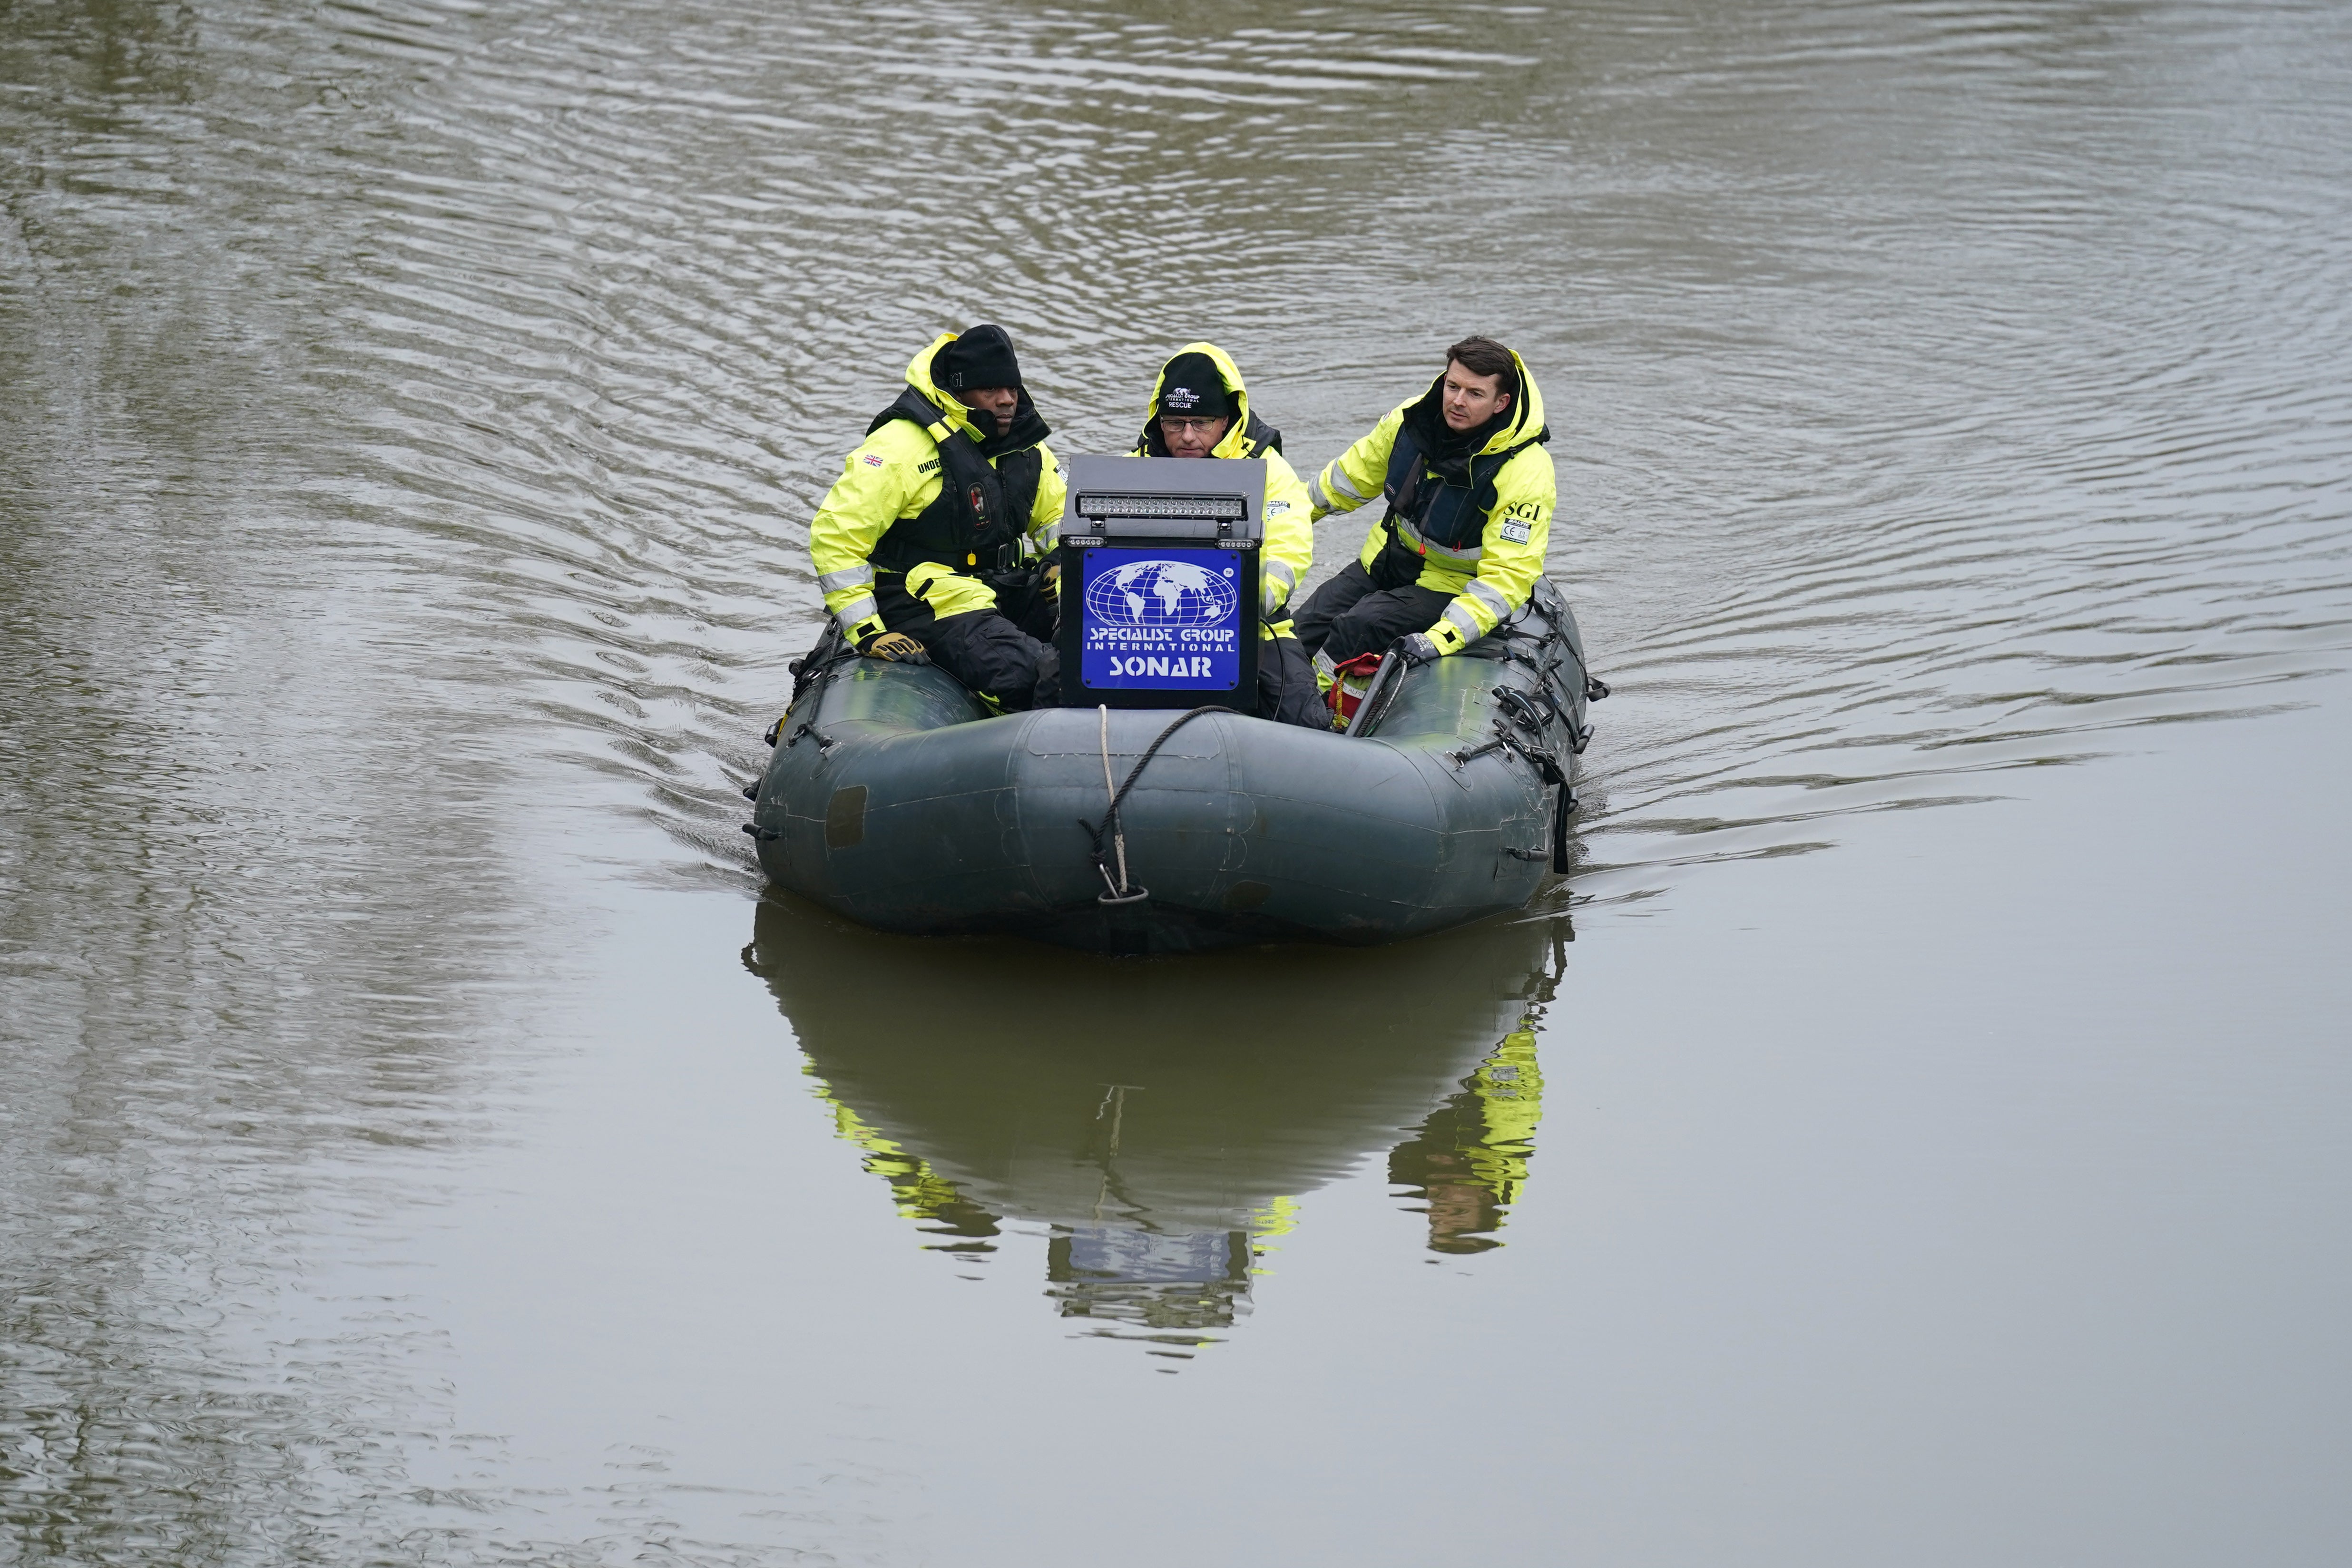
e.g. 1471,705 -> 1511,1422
1381,407 -> 1548,555
865,384 -> 1047,574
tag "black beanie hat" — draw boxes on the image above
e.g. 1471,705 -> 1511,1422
934,324 -> 1023,393
1156,352 -> 1235,421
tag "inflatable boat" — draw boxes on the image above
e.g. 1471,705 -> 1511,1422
744,458 -> 1604,955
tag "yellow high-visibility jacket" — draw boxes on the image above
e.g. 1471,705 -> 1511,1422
1126,341 -> 1315,640
809,333 -> 1067,644
1307,345 -> 1555,655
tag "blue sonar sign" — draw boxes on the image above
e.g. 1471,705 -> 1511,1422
1077,547 -> 1245,691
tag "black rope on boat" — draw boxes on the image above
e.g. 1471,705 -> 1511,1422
787,627 -> 862,706
1077,705 -> 1228,906
1494,684 -> 1553,738
1450,711 -> 1580,873
767,623 -> 862,747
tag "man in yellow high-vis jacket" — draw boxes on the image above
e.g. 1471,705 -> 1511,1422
1295,336 -> 1555,669
806,325 -> 1065,710
1127,343 -> 1325,728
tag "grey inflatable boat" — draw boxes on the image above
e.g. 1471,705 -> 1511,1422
744,574 -> 1604,955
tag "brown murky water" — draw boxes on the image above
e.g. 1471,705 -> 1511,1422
6,1 -> 2352,1562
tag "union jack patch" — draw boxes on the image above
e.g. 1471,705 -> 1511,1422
862,453 -> 885,468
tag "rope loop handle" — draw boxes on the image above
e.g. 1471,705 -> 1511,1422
1077,704 -> 1227,904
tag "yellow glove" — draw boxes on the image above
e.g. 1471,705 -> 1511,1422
858,630 -> 931,665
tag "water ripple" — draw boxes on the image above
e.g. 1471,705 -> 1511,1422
7,0 -> 2352,1552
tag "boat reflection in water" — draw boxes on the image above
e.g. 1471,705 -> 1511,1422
743,893 -> 1571,1351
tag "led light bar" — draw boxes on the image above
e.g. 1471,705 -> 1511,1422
1076,492 -> 1247,521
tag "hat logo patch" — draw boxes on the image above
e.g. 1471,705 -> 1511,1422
1165,385 -> 1200,412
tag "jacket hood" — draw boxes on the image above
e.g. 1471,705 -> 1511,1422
906,331 -> 1049,454
1137,341 -> 1277,460
1407,344 -> 1548,459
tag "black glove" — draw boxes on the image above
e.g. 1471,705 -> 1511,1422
858,630 -> 931,665
1395,632 -> 1441,665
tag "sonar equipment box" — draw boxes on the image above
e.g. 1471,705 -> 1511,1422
1055,455 -> 1266,712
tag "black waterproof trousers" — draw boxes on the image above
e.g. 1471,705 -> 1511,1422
1291,560 -> 1454,665
875,576 -> 1061,711
882,573 -> 1322,725
1256,632 -> 1330,729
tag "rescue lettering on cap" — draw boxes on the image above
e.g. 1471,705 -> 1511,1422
1165,385 -> 1200,412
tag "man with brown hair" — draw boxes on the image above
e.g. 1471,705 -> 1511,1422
1293,336 -> 1555,668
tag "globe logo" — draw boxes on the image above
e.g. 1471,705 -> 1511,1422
1084,558 -> 1238,628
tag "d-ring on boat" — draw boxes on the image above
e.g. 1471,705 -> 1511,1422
745,457 -> 1605,955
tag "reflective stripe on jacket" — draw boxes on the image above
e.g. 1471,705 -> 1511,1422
1308,345 -> 1555,654
808,333 -> 1066,641
1126,340 -> 1314,640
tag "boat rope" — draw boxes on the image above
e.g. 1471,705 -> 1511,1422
1099,705 -> 1129,899
1446,709 -> 1579,873
1077,704 -> 1227,906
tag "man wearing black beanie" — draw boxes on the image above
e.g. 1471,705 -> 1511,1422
1127,342 -> 1325,728
1144,350 -> 1238,448
932,324 -> 1024,397
807,325 -> 1065,710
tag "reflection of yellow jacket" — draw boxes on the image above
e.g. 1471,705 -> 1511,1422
1456,1024 -> 1544,1209
808,333 -> 1067,642
822,1094 -> 1000,1241
1387,1019 -> 1545,1252
1308,346 -> 1555,654
1126,342 -> 1314,639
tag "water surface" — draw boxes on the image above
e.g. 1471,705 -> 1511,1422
5,0 -> 2352,1561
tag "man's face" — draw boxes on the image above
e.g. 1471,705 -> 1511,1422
1440,361 -> 1512,432
1159,414 -> 1230,458
960,385 -> 1019,434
